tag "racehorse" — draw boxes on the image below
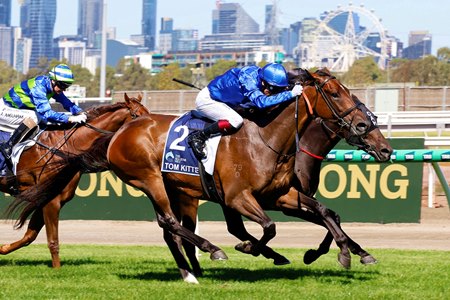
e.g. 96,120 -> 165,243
104,68 -> 392,282
156,94 -> 391,278
0,94 -> 224,270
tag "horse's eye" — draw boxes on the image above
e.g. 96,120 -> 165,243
331,93 -> 339,98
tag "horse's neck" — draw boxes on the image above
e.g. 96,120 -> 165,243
91,108 -> 128,132
250,100 -> 308,154
300,121 -> 341,158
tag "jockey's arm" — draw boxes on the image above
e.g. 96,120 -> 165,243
30,85 -> 70,124
53,93 -> 83,115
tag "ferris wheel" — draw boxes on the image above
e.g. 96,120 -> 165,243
306,4 -> 389,73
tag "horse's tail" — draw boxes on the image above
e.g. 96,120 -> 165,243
6,132 -> 115,229
5,160 -> 80,229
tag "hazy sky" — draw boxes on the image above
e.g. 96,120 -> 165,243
10,0 -> 450,54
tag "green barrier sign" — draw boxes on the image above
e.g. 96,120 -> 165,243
0,139 -> 426,223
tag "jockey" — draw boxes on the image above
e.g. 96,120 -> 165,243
0,63 -> 87,159
187,63 -> 303,159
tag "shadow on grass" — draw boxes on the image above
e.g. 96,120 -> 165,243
118,266 -> 380,283
0,258 -> 100,267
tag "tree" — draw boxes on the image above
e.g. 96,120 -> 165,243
341,56 -> 384,86
113,59 -> 152,91
0,61 -> 19,95
205,60 -> 236,81
437,47 -> 450,62
151,63 -> 191,90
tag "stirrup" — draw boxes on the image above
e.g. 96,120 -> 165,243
187,132 -> 207,159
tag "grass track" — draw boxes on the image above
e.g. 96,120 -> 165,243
0,245 -> 448,299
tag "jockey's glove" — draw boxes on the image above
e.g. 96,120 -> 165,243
69,113 -> 87,124
291,84 -> 303,97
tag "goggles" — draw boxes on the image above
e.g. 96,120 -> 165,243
55,81 -> 72,91
262,80 -> 287,94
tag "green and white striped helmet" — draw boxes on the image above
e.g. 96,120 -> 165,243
48,64 -> 74,84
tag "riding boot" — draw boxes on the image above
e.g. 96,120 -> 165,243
187,121 -> 223,160
0,122 -> 30,160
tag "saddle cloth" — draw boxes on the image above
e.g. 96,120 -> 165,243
161,111 -> 220,176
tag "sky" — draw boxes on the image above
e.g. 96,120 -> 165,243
9,0 -> 450,55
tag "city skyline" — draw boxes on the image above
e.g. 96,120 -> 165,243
7,0 -> 450,55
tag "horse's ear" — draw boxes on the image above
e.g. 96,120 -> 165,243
288,68 -> 314,86
124,93 -> 130,103
137,94 -> 143,102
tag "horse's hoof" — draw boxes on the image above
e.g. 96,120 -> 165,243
183,272 -> 199,284
360,254 -> 378,265
234,241 -> 253,254
273,255 -> 290,265
303,249 -> 320,265
338,252 -> 351,269
210,250 -> 228,261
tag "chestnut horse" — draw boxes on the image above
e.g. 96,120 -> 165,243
0,94 -> 173,267
104,68 -> 392,282
3,95 -> 227,272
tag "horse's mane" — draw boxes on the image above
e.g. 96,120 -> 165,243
44,102 -> 127,131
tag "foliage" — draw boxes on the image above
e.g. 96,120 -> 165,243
0,245 -> 448,299
204,59 -> 237,81
0,47 -> 449,97
341,56 -> 385,86
151,63 -> 192,90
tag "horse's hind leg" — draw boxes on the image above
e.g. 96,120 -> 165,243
0,209 -> 44,255
162,228 -> 199,284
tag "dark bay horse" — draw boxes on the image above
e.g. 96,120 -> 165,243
0,95 -> 155,266
104,68 -> 392,282
159,95 -> 391,277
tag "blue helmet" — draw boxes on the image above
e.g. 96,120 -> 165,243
259,63 -> 288,87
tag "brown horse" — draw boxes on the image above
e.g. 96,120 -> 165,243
159,95 -> 391,278
0,94 -> 156,266
104,68 -> 392,282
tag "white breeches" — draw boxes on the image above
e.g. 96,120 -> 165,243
0,100 -> 40,133
195,87 -> 244,129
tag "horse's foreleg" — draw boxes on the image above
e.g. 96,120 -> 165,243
326,208 -> 377,265
228,190 -> 277,257
221,204 -> 290,265
297,193 -> 351,269
0,209 -> 44,255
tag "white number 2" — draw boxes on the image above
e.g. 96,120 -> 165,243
169,125 -> 189,151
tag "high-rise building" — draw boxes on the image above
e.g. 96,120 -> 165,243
172,29 -> 198,52
142,0 -> 157,50
159,17 -> 173,53
20,0 -> 56,68
212,3 -> 259,34
403,30 -> 432,59
0,26 -> 13,64
78,0 -> 103,48
0,0 -> 11,26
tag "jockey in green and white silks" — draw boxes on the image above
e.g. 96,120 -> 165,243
0,64 -> 87,160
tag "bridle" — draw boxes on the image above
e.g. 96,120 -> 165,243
301,75 -> 379,151
260,71 -> 378,159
